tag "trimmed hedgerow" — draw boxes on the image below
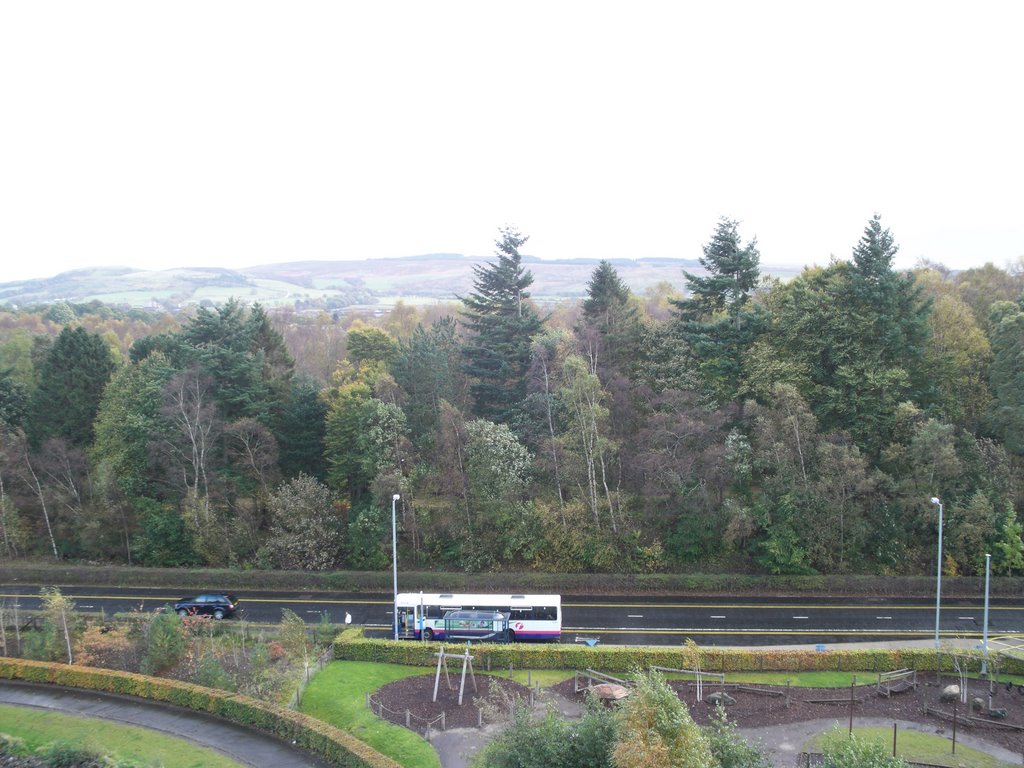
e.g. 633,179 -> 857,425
334,628 -> 1024,677
0,658 -> 399,768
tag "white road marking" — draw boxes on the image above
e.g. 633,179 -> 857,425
627,614 -> 643,618
710,615 -> 726,619
793,616 -> 809,620
958,616 -> 974,621
876,616 -> 892,620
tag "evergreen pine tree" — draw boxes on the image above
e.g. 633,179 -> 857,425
460,228 -> 544,425
849,215 -> 932,378
672,218 -> 766,411
987,303 -> 1024,454
27,326 -> 117,448
580,260 -> 644,379
392,316 -> 464,444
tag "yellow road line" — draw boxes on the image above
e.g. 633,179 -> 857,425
0,593 -> 390,605
567,602 -> 1023,611
562,627 -> 979,638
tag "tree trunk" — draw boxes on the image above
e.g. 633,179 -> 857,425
23,453 -> 58,559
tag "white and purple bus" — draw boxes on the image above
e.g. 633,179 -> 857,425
395,592 -> 561,642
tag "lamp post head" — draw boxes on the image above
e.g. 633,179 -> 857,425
392,494 -> 401,501
930,497 -> 941,505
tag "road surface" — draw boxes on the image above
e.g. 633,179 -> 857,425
2,585 -> 1019,647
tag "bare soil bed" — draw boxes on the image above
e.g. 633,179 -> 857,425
372,673 -> 534,731
552,673 -> 1024,753
375,672 -> 1024,755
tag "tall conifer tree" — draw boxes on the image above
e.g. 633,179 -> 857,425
672,218 -> 766,411
460,228 -> 544,425
27,326 -> 117,448
580,260 -> 644,379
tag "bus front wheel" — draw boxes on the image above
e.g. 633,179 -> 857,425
422,627 -> 434,642
507,630 -> 516,643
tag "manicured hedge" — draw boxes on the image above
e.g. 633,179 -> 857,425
0,658 -> 400,768
1,560 -> 1021,597
334,628 -> 1024,677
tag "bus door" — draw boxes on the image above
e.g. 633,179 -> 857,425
398,606 -> 417,639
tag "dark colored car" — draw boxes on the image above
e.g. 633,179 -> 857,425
173,593 -> 238,619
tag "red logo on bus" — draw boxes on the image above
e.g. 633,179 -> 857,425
515,622 -> 524,630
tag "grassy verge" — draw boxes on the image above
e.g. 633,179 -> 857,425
0,703 -> 245,767
665,670 -> 858,687
805,726 -> 1017,768
2,559 -> 1019,597
300,661 -> 441,768
478,667 -> 574,687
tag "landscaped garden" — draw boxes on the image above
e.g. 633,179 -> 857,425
302,642 -> 1024,767
0,704 -> 246,767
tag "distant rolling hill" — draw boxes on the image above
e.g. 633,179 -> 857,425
0,254 -> 802,311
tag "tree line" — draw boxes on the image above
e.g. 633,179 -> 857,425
1,217 -> 1023,577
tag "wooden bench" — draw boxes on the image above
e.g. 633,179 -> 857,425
876,668 -> 917,697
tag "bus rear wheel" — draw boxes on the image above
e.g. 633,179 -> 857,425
422,627 -> 434,641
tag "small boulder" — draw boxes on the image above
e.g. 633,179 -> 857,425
706,691 -> 736,706
971,697 -> 985,712
940,684 -> 961,703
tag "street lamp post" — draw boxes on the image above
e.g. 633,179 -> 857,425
931,497 -> 943,648
392,493 -> 400,641
982,552 -> 991,675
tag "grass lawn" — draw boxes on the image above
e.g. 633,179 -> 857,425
805,725 -> 1018,768
300,661 -> 441,768
653,670 -> 859,687
0,704 -> 244,767
479,668 -> 574,687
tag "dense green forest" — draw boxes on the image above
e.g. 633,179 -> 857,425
1,217 -> 1023,579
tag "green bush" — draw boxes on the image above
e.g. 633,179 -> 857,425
472,697 -> 615,768
140,610 -> 187,675
705,705 -> 772,768
821,726 -> 908,767
37,740 -> 107,768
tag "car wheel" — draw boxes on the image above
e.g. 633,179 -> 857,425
213,609 -> 225,620
177,609 -> 188,617
422,627 -> 434,641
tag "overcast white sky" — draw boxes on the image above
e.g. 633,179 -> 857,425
1,2 -> 1022,282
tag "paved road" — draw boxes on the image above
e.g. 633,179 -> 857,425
0,680 -> 335,768
2,585 -> 1022,646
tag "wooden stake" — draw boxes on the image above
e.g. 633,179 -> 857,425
952,698 -> 957,755
848,675 -> 856,734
